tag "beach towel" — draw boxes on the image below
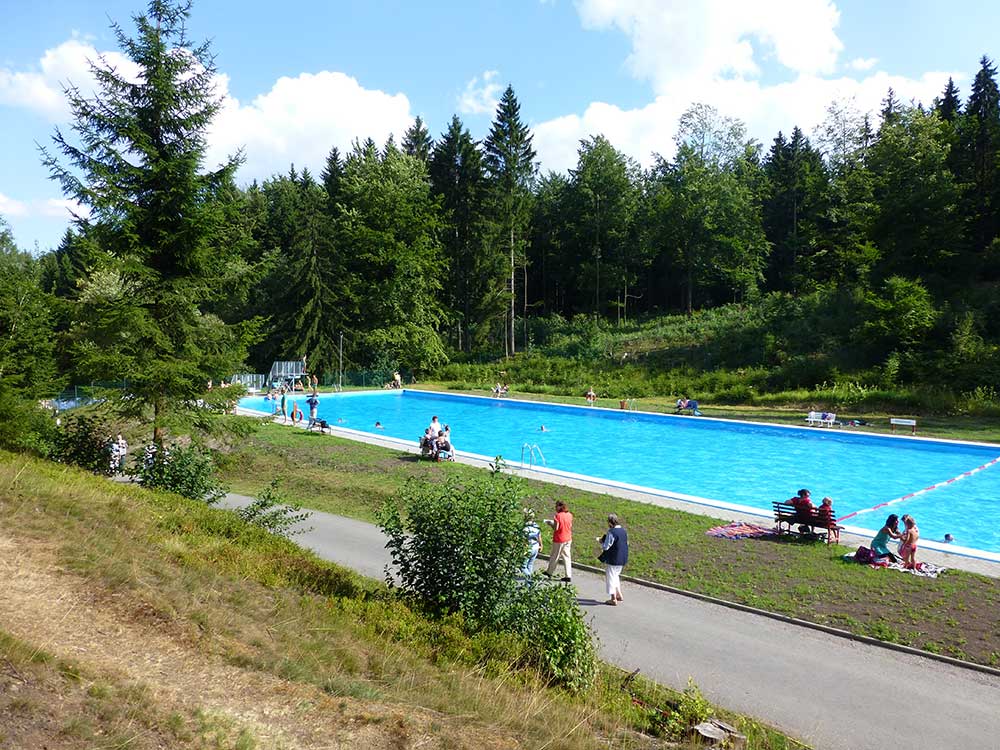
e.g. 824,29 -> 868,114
842,554 -> 947,578
706,522 -> 776,540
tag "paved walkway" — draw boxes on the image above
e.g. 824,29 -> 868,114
220,494 -> 1000,750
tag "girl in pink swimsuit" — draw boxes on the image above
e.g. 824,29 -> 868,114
899,515 -> 919,569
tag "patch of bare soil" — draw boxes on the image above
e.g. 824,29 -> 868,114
0,535 -> 513,749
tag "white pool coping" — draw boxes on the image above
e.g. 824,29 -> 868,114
236,393 -> 1000,572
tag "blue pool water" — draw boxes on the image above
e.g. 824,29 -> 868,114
242,390 -> 1000,557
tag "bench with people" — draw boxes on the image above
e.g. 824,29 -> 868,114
419,415 -> 455,461
805,411 -> 838,427
772,489 -> 843,544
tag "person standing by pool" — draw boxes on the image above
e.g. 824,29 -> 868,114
543,500 -> 573,582
522,509 -> 542,578
871,514 -> 902,562
290,401 -> 303,426
899,514 -> 920,569
305,391 -> 319,425
598,513 -> 628,605
427,415 -> 442,437
279,389 -> 288,424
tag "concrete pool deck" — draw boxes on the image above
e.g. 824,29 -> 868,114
237,405 -> 1000,578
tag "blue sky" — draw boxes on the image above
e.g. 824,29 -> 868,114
2,0 -> 998,251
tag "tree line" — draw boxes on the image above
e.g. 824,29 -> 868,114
3,0 -> 1000,419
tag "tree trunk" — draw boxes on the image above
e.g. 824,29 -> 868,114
509,224 -> 516,356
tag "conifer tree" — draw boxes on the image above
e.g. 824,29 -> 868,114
321,147 -> 344,213
40,0 -> 254,443
961,55 -> 1000,251
935,77 -> 962,122
430,116 -> 503,352
880,88 -> 901,126
402,116 -> 434,163
483,85 -> 536,355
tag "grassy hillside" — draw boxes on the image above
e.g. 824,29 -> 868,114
432,303 -> 1000,417
0,451 -> 799,749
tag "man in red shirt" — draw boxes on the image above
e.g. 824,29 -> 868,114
543,500 -> 573,582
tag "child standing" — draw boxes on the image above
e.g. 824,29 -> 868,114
899,515 -> 920,569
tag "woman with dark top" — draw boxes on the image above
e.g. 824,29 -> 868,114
599,514 -> 629,606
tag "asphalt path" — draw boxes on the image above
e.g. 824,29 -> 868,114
220,494 -> 1000,750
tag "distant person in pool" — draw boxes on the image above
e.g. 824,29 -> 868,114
539,425 -> 549,432
899,514 -> 920,569
374,421 -> 384,429
871,514 -> 902,562
943,533 -> 954,543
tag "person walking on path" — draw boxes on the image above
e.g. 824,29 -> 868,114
598,513 -> 629,605
543,500 -> 573,582
116,434 -> 128,473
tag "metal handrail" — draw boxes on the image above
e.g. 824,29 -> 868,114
520,443 -> 546,468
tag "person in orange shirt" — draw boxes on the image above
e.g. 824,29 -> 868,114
543,500 -> 574,582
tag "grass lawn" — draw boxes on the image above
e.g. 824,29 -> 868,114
0,450 -> 799,749
217,421 -> 1000,667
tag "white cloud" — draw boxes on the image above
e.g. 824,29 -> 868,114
457,70 -> 503,115
534,71 -> 960,173
0,193 -> 28,217
849,57 -> 879,71
38,198 -> 89,219
0,38 -> 137,121
2,38 -> 413,184
530,1 -> 962,173
205,70 -> 413,181
576,0 -> 844,88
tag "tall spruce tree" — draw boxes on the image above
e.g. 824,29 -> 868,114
40,0 -> 254,442
961,55 -> 1000,251
402,116 -> 434,164
935,77 -> 962,122
321,146 -> 344,213
483,85 -> 536,355
430,115 -> 503,352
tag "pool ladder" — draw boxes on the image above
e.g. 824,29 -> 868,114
521,443 -> 546,469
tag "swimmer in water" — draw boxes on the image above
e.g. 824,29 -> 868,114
375,421 -> 384,429
539,425 -> 549,432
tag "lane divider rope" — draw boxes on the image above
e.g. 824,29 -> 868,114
838,455 -> 1000,522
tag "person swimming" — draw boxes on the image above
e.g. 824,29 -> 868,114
374,421 -> 384,429
539,425 -> 549,432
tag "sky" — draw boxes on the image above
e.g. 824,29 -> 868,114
1,0 -> 998,252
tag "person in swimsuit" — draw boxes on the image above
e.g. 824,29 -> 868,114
899,514 -> 920,569
870,514 -> 902,562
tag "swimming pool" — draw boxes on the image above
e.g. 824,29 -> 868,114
241,390 -> 1000,559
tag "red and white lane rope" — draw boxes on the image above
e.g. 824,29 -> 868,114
837,455 -> 1000,522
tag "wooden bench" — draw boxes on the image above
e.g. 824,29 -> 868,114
890,417 -> 917,435
772,502 -> 843,544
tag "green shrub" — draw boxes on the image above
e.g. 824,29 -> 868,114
377,473 -> 596,689
0,386 -> 56,456
52,414 -> 115,475
501,580 -> 596,691
378,474 -> 526,627
133,442 -> 225,503
236,479 -> 312,538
